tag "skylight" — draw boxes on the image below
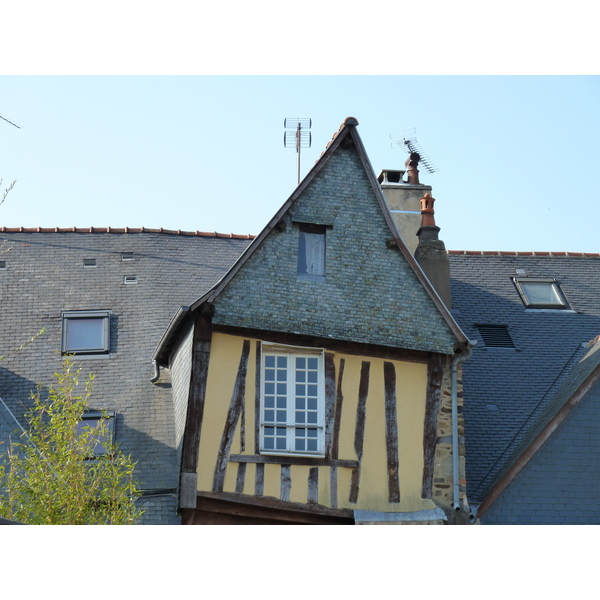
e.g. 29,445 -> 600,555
513,277 -> 568,309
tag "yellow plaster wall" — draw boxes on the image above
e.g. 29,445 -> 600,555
197,332 -> 436,514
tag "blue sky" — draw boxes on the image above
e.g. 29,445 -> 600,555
2,76 -> 598,252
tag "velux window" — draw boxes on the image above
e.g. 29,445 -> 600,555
298,224 -> 326,280
62,310 -> 111,355
513,278 -> 568,309
76,411 -> 116,456
260,344 -> 325,456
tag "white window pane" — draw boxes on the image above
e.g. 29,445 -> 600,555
66,318 -> 105,350
261,348 -> 324,455
521,282 -> 563,306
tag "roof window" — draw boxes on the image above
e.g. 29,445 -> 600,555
513,277 -> 568,309
83,258 -> 97,267
62,310 -> 111,355
121,252 -> 134,261
476,324 -> 515,349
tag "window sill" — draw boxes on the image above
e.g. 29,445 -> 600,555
64,353 -> 112,360
523,308 -> 577,314
229,454 -> 358,469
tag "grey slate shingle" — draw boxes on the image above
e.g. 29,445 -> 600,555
448,252 -> 600,504
0,230 -> 251,524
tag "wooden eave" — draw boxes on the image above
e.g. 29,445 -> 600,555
183,490 -> 355,525
477,361 -> 600,518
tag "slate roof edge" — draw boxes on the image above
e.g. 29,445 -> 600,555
152,306 -> 191,365
477,351 -> 600,518
0,226 -> 255,239
352,126 -> 469,350
183,117 -> 469,351
448,250 -> 600,257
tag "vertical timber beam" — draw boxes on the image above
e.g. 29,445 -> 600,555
180,311 -> 213,509
324,352 -> 336,457
422,353 -> 445,498
349,361 -> 370,503
213,339 -> 251,492
384,361 -> 400,503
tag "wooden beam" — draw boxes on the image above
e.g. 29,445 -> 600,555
229,454 -> 358,469
384,361 -> 400,503
308,467 -> 319,504
324,352 -> 336,457
332,358 -> 346,459
422,354 -> 445,498
349,361 -> 370,503
254,463 -> 264,496
235,463 -> 246,494
212,340 -> 251,492
254,341 -> 261,454
330,466 -> 338,509
212,324 -> 430,364
185,490 -> 355,524
280,464 -> 291,501
181,315 -> 212,474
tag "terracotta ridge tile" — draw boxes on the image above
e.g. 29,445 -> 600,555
0,226 -> 255,239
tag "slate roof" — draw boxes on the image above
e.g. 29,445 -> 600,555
448,251 -> 600,504
0,229 -> 252,524
165,117 -> 468,358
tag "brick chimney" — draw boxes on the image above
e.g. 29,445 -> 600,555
378,154 -> 433,255
414,193 -> 452,308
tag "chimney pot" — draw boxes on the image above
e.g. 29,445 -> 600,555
419,193 -> 437,227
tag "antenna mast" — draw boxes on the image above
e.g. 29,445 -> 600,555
284,118 -> 312,184
389,128 -> 439,176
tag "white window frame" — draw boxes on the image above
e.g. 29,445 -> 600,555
61,310 -> 111,355
513,277 -> 568,309
260,343 -> 325,457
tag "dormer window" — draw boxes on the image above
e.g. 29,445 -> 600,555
513,277 -> 568,309
297,224 -> 326,281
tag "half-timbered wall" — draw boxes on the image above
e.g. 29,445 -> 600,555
194,331 -> 449,515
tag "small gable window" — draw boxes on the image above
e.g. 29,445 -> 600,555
513,277 -> 568,309
298,224 -> 326,280
260,344 -> 325,456
62,310 -> 111,355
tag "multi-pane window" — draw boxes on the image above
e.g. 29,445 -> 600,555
62,310 -> 111,355
513,278 -> 568,309
261,346 -> 324,456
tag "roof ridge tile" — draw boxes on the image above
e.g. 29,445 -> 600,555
0,226 -> 255,239
447,250 -> 600,257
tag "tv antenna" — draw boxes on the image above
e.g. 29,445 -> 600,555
1,114 -> 21,129
284,118 -> 312,184
390,128 -> 438,174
